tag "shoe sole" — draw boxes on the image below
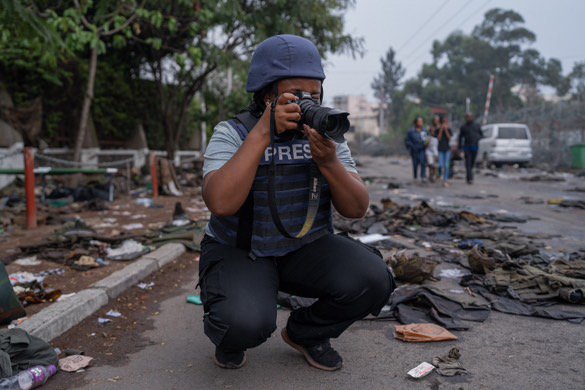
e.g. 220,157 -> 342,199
281,328 -> 342,372
213,354 -> 247,369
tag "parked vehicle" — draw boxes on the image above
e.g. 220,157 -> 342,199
477,123 -> 532,167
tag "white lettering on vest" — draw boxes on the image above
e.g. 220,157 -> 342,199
264,147 -> 273,161
278,146 -> 292,161
303,143 -> 312,159
292,143 -> 304,159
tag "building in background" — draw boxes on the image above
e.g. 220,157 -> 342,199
332,95 -> 381,141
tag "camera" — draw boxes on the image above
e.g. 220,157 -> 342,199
290,92 -> 350,143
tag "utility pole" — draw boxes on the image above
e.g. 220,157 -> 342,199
482,74 -> 495,125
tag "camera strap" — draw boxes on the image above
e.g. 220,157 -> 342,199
268,103 -> 322,239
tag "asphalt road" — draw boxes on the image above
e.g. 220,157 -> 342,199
45,156 -> 585,390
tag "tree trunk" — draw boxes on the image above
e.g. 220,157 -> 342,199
73,46 -> 98,163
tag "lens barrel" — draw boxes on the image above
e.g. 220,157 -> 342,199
297,96 -> 349,143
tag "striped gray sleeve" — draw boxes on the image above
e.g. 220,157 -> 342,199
336,141 -> 358,174
202,121 -> 243,178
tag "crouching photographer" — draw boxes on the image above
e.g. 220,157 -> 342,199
199,34 -> 395,371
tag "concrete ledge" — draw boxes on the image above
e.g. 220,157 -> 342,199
17,243 -> 187,342
92,258 -> 159,299
143,243 -> 186,268
20,288 -> 108,342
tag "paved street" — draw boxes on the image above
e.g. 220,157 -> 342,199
45,157 -> 585,390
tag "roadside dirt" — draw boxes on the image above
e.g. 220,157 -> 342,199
45,252 -> 199,389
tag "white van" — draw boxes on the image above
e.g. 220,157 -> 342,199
477,123 -> 532,166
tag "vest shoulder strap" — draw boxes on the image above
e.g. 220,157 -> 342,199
229,111 -> 260,141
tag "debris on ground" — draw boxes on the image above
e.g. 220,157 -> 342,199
186,296 -> 202,305
394,323 -> 458,342
0,263 -> 26,325
0,328 -> 59,378
13,257 -> 41,267
136,282 -> 155,290
431,347 -> 468,376
58,355 -> 93,373
106,240 -> 148,261
105,310 -> 122,318
407,362 -> 435,379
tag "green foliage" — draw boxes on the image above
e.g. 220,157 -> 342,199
570,61 -> 585,101
371,47 -> 405,132
396,8 -> 570,119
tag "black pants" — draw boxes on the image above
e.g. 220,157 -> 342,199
464,149 -> 478,183
411,150 -> 426,179
198,233 -> 394,351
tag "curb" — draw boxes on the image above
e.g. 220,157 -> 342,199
18,243 -> 187,342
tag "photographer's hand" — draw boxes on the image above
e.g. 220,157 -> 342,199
304,125 -> 337,167
304,125 -> 369,218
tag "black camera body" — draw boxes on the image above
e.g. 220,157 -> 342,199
289,92 -> 350,143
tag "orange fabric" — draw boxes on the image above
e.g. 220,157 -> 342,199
394,323 -> 458,342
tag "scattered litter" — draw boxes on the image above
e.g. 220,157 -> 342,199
7,317 -> 28,329
130,214 -> 147,220
106,310 -> 122,318
59,355 -> 94,372
98,318 -> 112,325
9,272 -> 43,286
357,234 -> 390,244
137,282 -> 155,290
432,347 -> 468,376
438,269 -> 469,279
394,323 -> 458,342
186,295 -> 203,305
73,255 -> 100,269
390,252 -> 438,284
135,198 -> 154,207
96,258 -> 109,266
14,256 -> 42,267
106,239 -> 148,261
407,362 -> 435,379
122,223 -> 144,231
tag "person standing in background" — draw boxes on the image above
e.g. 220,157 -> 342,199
405,117 -> 427,182
425,125 -> 439,183
437,116 -> 453,187
458,113 -> 483,184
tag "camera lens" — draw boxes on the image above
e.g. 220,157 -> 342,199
298,98 -> 350,143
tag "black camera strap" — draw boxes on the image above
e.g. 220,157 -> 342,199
268,102 -> 322,239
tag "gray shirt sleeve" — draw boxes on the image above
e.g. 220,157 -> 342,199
202,121 -> 243,178
336,141 -> 358,174
202,121 -> 358,177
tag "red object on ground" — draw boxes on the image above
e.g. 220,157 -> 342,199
24,147 -> 37,229
150,153 -> 159,199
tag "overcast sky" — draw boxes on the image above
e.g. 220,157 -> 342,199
323,0 -> 585,104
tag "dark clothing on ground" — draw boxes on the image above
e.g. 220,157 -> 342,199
438,127 -> 452,152
464,149 -> 478,183
405,128 -> 427,179
198,233 -> 394,352
0,329 -> 58,378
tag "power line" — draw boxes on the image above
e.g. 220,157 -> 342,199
395,0 -> 452,54
404,0 -> 494,69
400,0 -> 475,63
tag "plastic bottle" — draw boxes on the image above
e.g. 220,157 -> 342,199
0,365 -> 57,390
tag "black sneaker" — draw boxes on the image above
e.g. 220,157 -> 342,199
213,348 -> 246,369
281,328 -> 343,371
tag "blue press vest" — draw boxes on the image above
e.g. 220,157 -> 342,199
207,119 -> 333,257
